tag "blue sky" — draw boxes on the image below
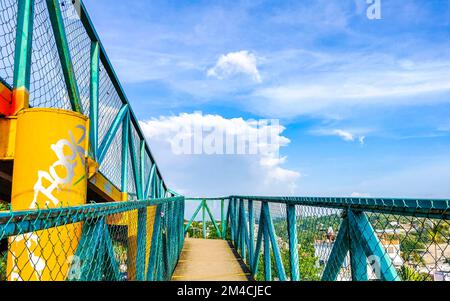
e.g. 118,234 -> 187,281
84,0 -> 450,199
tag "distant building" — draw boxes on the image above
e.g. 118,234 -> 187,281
434,265 -> 450,281
313,236 -> 403,281
379,238 -> 404,267
313,240 -> 351,281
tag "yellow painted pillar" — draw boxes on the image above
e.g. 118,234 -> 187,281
127,209 -> 138,280
126,206 -> 157,280
145,206 -> 157,275
7,108 -> 89,281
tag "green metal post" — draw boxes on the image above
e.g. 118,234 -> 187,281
147,205 -> 162,280
184,201 -> 203,233
248,200 -> 254,268
205,202 -> 221,238
322,218 -> 350,281
238,199 -> 245,259
99,104 -> 129,164
348,210 -> 399,281
221,199 -> 225,239
287,204 -> 299,281
236,199 -> 243,252
251,208 -> 264,275
262,202 -> 287,281
229,198 -> 236,244
136,207 -> 147,280
46,0 -> 83,113
224,199 -> 231,240
73,217 -> 106,281
263,212 -> 271,281
120,111 -> 130,199
89,41 -> 100,160
102,225 -> 121,281
144,164 -> 156,199
13,0 -> 35,108
128,125 -> 143,199
202,200 -> 207,239
140,141 -> 146,196
348,214 -> 368,281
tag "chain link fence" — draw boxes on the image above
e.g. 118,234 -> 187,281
0,197 -> 185,281
218,197 -> 450,281
0,0 -> 17,88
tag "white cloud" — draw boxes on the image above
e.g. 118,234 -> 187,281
311,128 -> 367,145
358,136 -> 366,145
207,51 -> 262,83
251,58 -> 450,118
350,192 -> 371,198
139,112 -> 300,195
332,129 -> 354,142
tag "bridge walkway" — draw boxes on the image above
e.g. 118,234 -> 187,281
172,238 -> 251,281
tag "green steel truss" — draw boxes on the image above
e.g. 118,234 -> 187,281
186,196 -> 450,281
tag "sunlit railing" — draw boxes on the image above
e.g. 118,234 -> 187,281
186,196 -> 450,281
0,0 -> 169,199
0,196 -> 185,281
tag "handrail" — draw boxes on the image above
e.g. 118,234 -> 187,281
0,196 -> 185,281
185,196 -> 450,281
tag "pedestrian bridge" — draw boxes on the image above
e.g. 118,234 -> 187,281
172,238 -> 250,281
0,1 -> 449,282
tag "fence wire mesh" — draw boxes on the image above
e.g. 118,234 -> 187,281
0,197 -> 185,281
60,0 -> 91,114
99,122 -> 123,189
184,199 -> 227,240
0,0 -> 16,87
225,197 -> 450,282
98,60 -> 123,144
0,0 -> 162,215
30,0 -> 70,109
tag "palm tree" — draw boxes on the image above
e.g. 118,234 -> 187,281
398,266 -> 432,281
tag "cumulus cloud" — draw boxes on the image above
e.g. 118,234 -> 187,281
207,51 -> 262,83
140,112 -> 300,193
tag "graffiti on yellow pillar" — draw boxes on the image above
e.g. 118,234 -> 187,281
8,109 -> 89,281
31,125 -> 86,209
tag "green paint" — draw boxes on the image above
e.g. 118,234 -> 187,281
13,0 -> 35,90
89,41 -> 100,159
45,0 -> 83,113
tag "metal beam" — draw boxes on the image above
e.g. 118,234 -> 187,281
287,204 -> 299,281
12,0 -> 34,114
46,0 -> 83,113
89,41 -> 100,159
348,210 -> 399,281
98,104 -> 129,164
322,219 -> 350,281
262,202 -> 287,281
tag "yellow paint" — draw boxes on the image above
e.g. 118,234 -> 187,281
11,87 -> 29,115
127,209 -> 138,280
88,172 -> 122,203
126,205 -> 157,280
0,117 -> 16,160
7,108 -> 89,281
86,150 -> 99,180
0,81 -> 12,116
145,206 -> 156,276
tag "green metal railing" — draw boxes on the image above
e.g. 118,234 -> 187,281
0,0 -> 169,199
185,198 -> 227,240
0,0 -> 185,282
185,196 -> 450,281
0,196 -> 185,281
